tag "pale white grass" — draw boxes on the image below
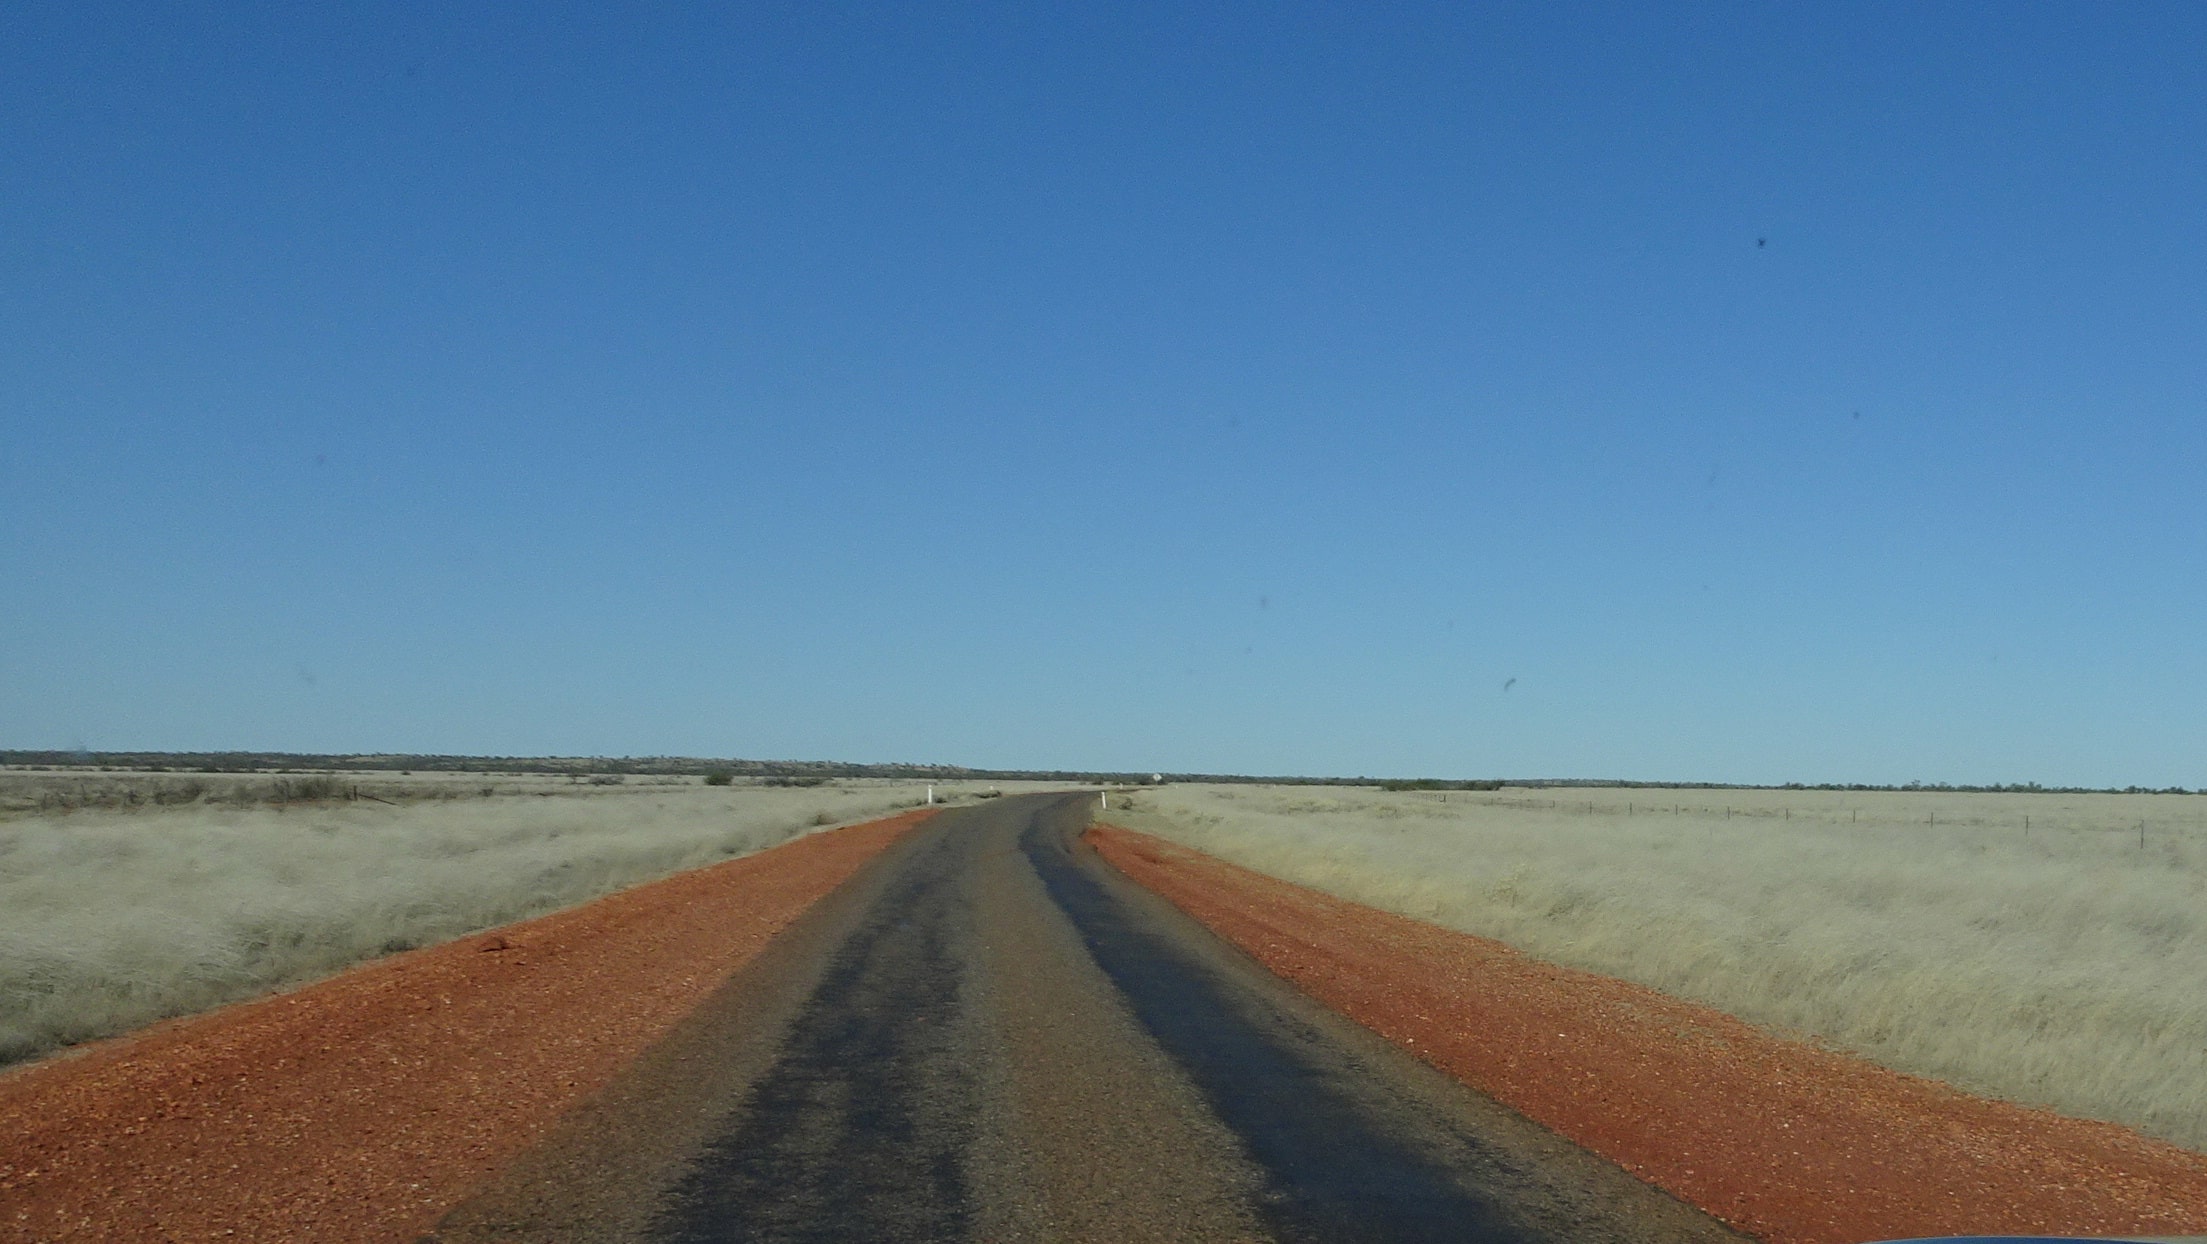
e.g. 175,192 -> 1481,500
1111,784 -> 2207,1151
0,778 -> 974,1066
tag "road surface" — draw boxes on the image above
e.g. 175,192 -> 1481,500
428,793 -> 1743,1243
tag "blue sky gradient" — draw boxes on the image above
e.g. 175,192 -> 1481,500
6,3 -> 2203,784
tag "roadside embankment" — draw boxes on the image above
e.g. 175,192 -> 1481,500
1091,823 -> 2207,1244
0,809 -> 932,1243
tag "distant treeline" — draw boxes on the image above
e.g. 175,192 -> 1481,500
1377,779 -> 1507,792
1506,778 -> 2199,796
0,752 -> 2190,796
0,750 -> 1162,785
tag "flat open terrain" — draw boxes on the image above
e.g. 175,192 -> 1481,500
1107,783 -> 2207,1151
0,810 -> 933,1242
0,769 -> 1025,1067
8,790 -> 2206,1242
5,795 -> 1744,1244
1095,824 -> 2207,1244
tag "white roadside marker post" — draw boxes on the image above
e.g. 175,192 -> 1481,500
926,783 -> 933,805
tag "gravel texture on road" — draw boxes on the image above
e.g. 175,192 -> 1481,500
1088,824 -> 2207,1244
0,810 -> 931,1243
433,793 -> 1740,1243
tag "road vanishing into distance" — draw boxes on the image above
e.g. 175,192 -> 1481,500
428,794 -> 1744,1244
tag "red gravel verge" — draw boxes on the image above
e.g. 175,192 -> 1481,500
0,809 -> 931,1244
1091,824 -> 2207,1244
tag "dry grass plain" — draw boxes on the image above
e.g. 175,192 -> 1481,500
0,769 -> 1029,1067
1107,783 -> 2207,1152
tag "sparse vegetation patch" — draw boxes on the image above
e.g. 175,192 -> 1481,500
0,774 -> 956,1067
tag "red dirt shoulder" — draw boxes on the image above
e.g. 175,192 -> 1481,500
0,810 -> 931,1244
1089,824 -> 2207,1244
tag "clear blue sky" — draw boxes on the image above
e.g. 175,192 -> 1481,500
5,3 -> 2203,786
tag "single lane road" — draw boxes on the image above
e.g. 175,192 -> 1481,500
429,793 -> 1743,1244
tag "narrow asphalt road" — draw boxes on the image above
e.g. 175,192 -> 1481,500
429,793 -> 1745,1244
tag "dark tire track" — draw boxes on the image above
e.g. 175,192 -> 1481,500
649,833 -> 980,1242
1022,808 -> 1522,1243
